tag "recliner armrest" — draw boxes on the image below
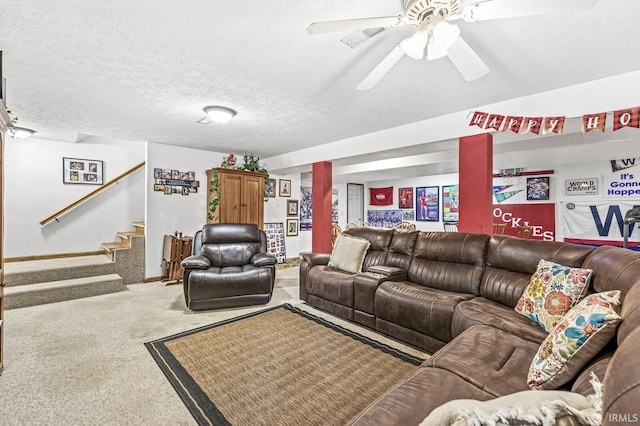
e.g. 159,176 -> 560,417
181,255 -> 211,270
366,265 -> 407,280
252,252 -> 278,267
301,252 -> 331,268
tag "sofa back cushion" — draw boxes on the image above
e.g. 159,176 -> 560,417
200,223 -> 264,267
481,237 -> 594,308
407,232 -> 489,295
386,230 -> 419,270
344,226 -> 395,271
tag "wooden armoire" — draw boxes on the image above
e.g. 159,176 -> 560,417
206,168 -> 266,229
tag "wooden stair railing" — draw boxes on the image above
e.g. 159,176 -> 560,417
40,162 -> 145,226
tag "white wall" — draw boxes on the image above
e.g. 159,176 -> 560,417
4,137 -> 145,257
263,173 -> 303,258
364,173 -> 459,232
145,143 -> 226,278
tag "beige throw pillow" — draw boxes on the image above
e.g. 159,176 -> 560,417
328,234 -> 370,273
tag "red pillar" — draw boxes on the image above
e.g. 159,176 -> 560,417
312,161 -> 333,253
458,133 -> 493,234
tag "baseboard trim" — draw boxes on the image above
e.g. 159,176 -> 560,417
4,251 -> 106,263
144,276 -> 164,283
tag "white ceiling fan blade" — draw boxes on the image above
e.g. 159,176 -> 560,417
357,44 -> 406,91
462,0 -> 599,22
307,16 -> 402,34
446,37 -> 489,81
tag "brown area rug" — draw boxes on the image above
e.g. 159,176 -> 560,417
145,304 -> 426,426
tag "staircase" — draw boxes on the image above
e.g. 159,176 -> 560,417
4,222 -> 145,310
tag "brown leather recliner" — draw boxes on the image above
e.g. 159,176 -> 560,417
181,223 -> 277,311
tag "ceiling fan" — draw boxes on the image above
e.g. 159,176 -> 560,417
307,0 -> 599,90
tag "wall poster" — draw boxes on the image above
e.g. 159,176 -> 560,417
264,222 -> 286,263
398,187 -> 414,209
442,185 -> 459,222
367,210 -> 403,228
416,186 -> 439,221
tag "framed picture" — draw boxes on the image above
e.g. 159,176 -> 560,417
442,185 -> 459,222
63,157 -> 104,185
398,187 -> 413,209
527,177 -> 550,200
286,219 -> 299,236
287,199 -> 299,217
416,186 -> 439,221
264,178 -> 276,198
279,179 -> 292,197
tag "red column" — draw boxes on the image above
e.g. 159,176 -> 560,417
312,161 -> 333,253
458,133 -> 493,234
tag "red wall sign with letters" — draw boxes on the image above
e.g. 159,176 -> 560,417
492,203 -> 556,241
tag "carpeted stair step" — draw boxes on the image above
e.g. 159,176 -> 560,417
4,273 -> 126,310
4,255 -> 116,287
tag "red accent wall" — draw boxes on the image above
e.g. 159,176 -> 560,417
493,203 -> 556,240
459,133 -> 493,234
312,161 -> 333,253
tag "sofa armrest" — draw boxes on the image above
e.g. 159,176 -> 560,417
353,268 -> 407,316
366,265 -> 407,280
181,255 -> 211,270
252,252 -> 278,267
301,252 -> 331,268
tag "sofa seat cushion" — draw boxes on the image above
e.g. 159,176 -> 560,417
452,297 -> 548,344
375,281 -> 474,344
306,265 -> 355,307
426,325 -> 540,397
346,367 -> 493,426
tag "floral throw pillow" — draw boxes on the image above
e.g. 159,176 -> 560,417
515,259 -> 593,332
528,290 -> 622,390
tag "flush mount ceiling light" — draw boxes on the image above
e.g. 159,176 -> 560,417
10,126 -> 35,139
203,106 -> 237,124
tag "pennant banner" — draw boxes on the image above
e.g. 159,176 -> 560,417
468,106 -> 640,135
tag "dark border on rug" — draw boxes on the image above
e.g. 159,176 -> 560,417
145,305 -> 284,425
145,303 -> 425,425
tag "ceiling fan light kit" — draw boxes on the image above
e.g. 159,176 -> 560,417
308,0 -> 600,89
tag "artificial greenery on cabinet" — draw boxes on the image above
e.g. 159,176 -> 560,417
208,154 -> 269,220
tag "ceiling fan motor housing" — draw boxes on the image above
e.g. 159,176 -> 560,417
404,0 -> 461,26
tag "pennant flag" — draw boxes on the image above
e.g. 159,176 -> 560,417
493,185 -> 513,194
502,116 -> 523,133
486,114 -> 505,131
522,117 -> 543,134
610,158 -> 639,172
494,190 -> 522,203
582,113 -> 607,133
369,187 -> 393,206
613,108 -> 640,131
469,111 -> 488,129
543,117 -> 565,135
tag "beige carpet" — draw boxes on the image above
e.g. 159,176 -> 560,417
0,267 -> 299,425
0,266 -> 428,425
147,304 -> 426,425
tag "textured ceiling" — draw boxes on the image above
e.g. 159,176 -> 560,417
1,0 -> 639,179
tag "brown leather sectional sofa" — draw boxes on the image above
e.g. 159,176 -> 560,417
299,227 -> 640,425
